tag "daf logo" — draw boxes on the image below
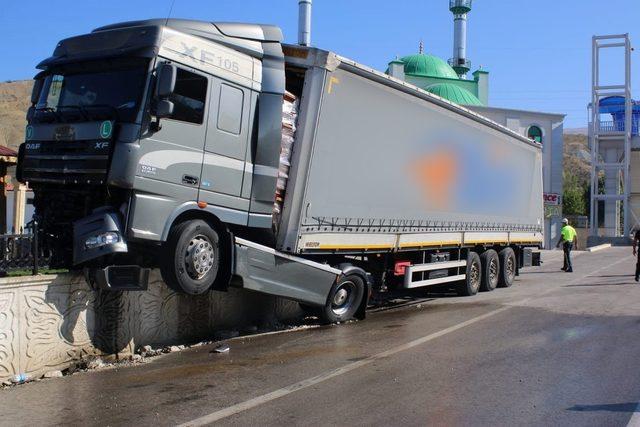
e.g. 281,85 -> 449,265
26,143 -> 41,150
54,125 -> 75,141
95,142 -> 109,149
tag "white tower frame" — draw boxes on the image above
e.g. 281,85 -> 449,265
589,34 -> 633,238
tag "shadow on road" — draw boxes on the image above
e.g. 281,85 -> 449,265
564,283 -> 638,287
567,402 -> 640,413
588,274 -> 635,278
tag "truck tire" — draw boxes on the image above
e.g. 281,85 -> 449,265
479,249 -> 499,292
320,273 -> 366,323
160,219 -> 220,295
458,251 -> 481,296
498,247 -> 516,288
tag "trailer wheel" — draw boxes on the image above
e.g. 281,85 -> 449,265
479,249 -> 499,292
160,219 -> 220,295
320,273 -> 366,323
458,251 -> 481,296
498,247 -> 516,288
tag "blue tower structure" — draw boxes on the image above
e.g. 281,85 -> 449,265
596,96 -> 640,135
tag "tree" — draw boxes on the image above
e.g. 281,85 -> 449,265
563,172 -> 587,216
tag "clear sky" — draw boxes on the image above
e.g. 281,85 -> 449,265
1,0 -> 639,128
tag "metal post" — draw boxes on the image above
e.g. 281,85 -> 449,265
32,220 -> 38,276
298,0 -> 312,47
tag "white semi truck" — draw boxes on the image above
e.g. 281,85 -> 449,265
18,19 -> 542,323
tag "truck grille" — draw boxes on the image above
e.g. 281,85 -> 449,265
20,140 -> 110,185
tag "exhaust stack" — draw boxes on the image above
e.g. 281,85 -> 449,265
298,0 -> 312,46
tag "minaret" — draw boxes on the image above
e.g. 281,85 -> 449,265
449,0 -> 472,78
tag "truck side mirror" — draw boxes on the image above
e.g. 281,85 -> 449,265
156,63 -> 177,99
31,78 -> 44,105
155,99 -> 174,118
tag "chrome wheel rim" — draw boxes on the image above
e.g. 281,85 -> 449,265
331,280 -> 357,316
470,261 -> 480,291
184,234 -> 215,280
489,258 -> 499,284
506,255 -> 515,280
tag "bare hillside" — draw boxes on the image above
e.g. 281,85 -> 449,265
563,133 -> 590,185
0,80 -> 33,151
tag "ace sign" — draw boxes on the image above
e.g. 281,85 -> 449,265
544,193 -> 561,206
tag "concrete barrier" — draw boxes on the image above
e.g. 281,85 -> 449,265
586,243 -> 612,253
0,272 -> 303,383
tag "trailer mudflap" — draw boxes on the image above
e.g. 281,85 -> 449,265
233,238 -> 340,306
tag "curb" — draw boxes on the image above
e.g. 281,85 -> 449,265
586,243 -> 612,253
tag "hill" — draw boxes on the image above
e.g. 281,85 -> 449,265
564,133 -> 590,186
0,80 -> 33,152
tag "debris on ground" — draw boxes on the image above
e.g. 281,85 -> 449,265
211,344 -> 230,354
87,358 -> 105,370
11,373 -> 30,384
43,370 -> 63,379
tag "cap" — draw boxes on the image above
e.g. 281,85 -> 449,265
562,218 -> 569,224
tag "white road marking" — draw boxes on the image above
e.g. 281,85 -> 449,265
628,407 -> 640,427
179,255 -> 632,427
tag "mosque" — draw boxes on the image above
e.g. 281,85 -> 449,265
385,0 -> 565,249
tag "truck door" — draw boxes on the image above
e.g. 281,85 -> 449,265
137,65 -> 209,199
199,77 -> 251,207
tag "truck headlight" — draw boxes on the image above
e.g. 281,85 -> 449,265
85,232 -> 120,249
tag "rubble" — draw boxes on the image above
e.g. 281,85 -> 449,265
43,370 -> 63,379
211,344 -> 230,354
87,358 -> 105,370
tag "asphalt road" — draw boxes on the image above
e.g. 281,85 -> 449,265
3,247 -> 640,426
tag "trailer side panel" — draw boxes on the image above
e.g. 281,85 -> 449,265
291,65 -> 543,253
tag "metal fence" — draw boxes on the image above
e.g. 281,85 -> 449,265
0,221 -> 52,276
596,119 -> 640,135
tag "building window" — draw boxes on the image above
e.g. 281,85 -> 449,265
527,125 -> 543,143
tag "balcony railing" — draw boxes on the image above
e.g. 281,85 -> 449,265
593,119 -> 640,135
448,58 -> 471,72
449,0 -> 472,14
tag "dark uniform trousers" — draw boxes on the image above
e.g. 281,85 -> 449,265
563,242 -> 573,272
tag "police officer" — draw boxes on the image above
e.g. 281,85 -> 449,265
556,218 -> 577,272
632,228 -> 640,282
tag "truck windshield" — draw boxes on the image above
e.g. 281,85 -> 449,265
34,58 -> 149,123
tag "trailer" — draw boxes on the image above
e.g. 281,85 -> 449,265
18,19 -> 542,323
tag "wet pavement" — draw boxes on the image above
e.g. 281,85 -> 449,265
2,247 -> 640,426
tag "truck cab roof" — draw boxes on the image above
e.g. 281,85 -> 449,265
94,19 -> 283,43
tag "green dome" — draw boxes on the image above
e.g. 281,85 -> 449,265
425,83 -> 483,106
400,53 -> 459,79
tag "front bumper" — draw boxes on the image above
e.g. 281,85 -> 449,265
73,209 -> 128,265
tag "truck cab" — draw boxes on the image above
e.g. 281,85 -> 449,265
18,19 -> 287,293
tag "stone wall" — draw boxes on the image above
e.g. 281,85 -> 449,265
0,272 -> 303,383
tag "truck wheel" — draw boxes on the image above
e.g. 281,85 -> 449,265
458,251 -> 481,296
498,247 -> 516,288
480,249 -> 499,292
320,273 -> 365,323
160,219 -> 220,295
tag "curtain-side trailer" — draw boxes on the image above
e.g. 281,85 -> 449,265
18,20 -> 542,323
